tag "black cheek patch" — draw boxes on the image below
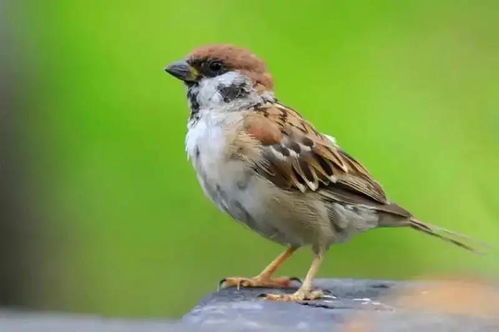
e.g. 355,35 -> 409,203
217,83 -> 249,103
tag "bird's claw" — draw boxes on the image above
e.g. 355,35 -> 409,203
259,289 -> 324,302
218,276 -> 300,290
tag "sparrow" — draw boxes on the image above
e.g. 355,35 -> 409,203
165,44 -> 483,302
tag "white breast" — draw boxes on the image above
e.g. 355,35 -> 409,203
185,110 -> 304,245
186,111 -> 242,174
185,111 -> 247,212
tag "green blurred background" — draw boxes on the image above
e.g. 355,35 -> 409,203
0,0 -> 497,318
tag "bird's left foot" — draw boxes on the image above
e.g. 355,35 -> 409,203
260,289 -> 324,302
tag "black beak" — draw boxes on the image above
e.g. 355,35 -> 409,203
164,60 -> 199,82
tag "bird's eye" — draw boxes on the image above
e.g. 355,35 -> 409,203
208,61 -> 223,73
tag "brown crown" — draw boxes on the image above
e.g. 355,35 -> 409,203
188,44 -> 274,91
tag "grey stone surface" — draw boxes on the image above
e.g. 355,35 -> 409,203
0,310 -> 181,332
183,278 -> 499,331
1,279 -> 498,331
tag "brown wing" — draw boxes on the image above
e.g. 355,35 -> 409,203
242,103 -> 388,204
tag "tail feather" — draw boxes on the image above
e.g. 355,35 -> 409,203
409,218 -> 490,254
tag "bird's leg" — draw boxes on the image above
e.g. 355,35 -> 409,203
220,247 -> 298,289
263,252 -> 324,301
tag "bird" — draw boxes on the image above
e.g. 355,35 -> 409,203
164,44 -> 484,302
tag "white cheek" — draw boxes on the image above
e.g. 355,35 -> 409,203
197,86 -> 222,106
196,71 -> 247,108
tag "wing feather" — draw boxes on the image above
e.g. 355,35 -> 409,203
242,103 -> 388,204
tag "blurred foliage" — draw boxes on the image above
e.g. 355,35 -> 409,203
3,0 -> 498,317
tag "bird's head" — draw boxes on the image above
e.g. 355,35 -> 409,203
165,44 -> 275,113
